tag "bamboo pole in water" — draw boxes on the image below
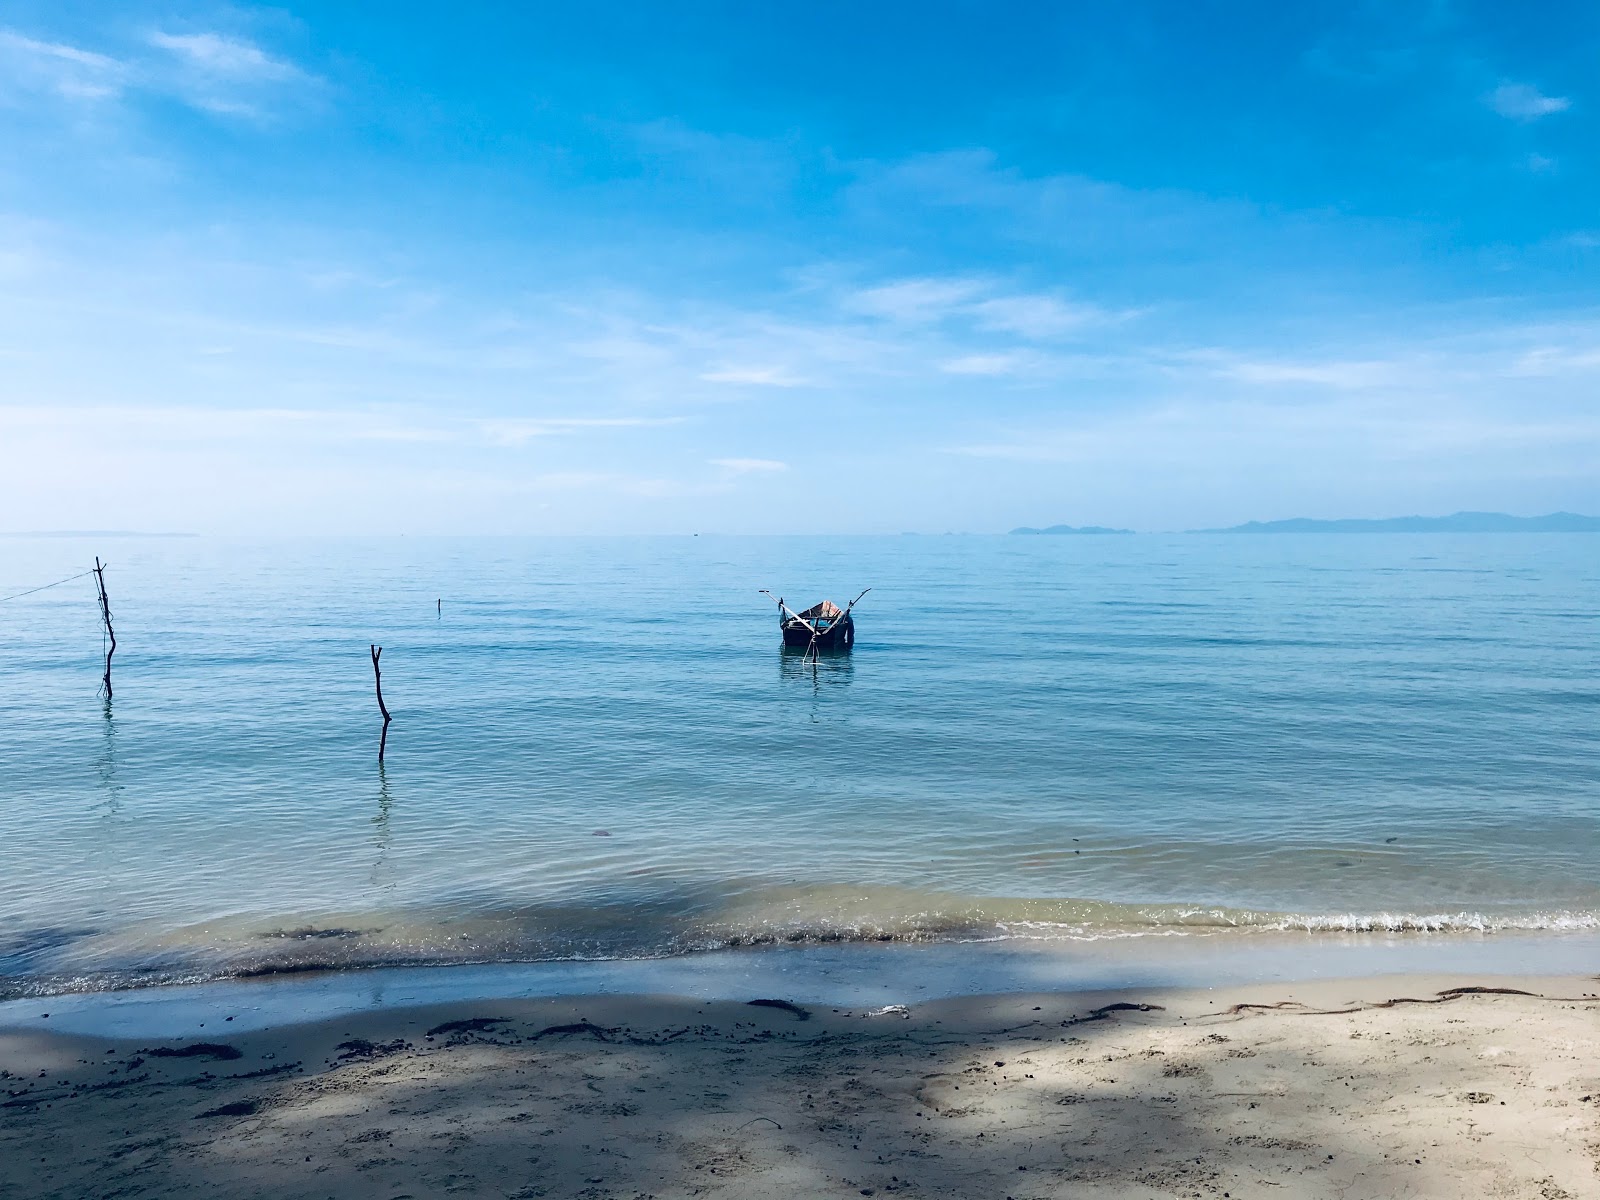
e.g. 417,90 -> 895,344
92,557 -> 116,700
370,644 -> 393,762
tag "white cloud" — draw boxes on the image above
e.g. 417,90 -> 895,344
700,365 -> 807,387
970,294 -> 1102,338
1215,357 -> 1407,388
626,118 -> 795,198
0,29 -> 127,100
844,277 -> 987,323
5,190 -> 1595,533
939,353 -> 1026,376
146,30 -> 316,117
940,320 -> 1600,529
0,406 -> 680,453
842,275 -> 1117,344
1487,82 -> 1571,121
0,25 -> 315,119
147,32 -> 303,83
476,416 -> 681,446
1509,345 -> 1600,377
849,147 -> 1260,263
947,395 -> 1600,475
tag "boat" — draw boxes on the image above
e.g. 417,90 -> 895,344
760,589 -> 870,652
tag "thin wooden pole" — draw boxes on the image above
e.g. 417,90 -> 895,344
92,557 -> 116,700
370,644 -> 392,762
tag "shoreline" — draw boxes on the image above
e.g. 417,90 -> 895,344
5,927 -> 1598,1039
4,972 -> 1596,1198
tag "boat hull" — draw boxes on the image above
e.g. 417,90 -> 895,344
781,615 -> 854,649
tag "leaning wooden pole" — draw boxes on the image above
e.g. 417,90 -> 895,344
92,556 -> 116,700
370,644 -> 393,763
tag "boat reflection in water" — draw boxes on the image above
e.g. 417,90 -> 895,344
778,641 -> 855,685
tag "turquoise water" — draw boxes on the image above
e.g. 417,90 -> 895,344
2,534 -> 1597,998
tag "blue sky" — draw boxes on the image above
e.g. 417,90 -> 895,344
1,2 -> 1596,533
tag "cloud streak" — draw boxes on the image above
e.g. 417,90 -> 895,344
700,365 -> 808,387
841,273 -> 1125,343
0,24 -> 317,119
1487,82 -> 1571,121
0,29 -> 126,100
710,457 -> 787,473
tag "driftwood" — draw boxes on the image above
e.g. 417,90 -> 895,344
92,556 -> 116,699
370,644 -> 393,762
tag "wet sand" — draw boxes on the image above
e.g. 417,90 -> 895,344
3,974 -> 1596,1199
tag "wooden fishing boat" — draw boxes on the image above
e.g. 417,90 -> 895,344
760,589 -> 870,652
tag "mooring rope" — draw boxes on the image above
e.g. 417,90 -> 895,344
0,569 -> 96,604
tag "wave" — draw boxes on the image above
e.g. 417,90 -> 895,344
4,886 -> 1598,1000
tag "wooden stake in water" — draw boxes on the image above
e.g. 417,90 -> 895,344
92,556 -> 116,700
370,644 -> 393,762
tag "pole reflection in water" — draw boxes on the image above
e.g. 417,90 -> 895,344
89,698 -> 130,933
95,697 -> 123,816
370,764 -> 396,892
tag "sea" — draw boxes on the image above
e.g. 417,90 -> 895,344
2,533 -> 1596,1001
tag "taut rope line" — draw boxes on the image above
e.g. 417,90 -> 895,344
0,569 -> 95,604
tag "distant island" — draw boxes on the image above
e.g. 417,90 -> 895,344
1192,511 -> 1600,534
1010,524 -> 1134,535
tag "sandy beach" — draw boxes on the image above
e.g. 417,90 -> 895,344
3,975 -> 1595,1199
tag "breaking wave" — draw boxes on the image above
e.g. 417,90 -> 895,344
4,885 -> 1597,1000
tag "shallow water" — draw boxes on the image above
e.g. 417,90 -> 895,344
2,534 -> 1596,997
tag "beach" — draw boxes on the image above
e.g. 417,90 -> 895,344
4,974 -> 1596,1200
6,0 -> 1599,1191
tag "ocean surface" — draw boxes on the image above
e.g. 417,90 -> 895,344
1,534 -> 1596,1000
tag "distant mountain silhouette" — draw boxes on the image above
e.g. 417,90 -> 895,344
1010,524 -> 1134,535
1193,511 -> 1600,534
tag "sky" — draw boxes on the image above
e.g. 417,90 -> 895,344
1,1 -> 1597,534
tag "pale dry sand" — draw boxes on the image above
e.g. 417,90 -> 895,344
2,976 -> 1597,1199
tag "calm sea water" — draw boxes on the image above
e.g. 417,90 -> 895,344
2,534 -> 1596,998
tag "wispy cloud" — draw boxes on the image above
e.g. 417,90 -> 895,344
1509,345 -> 1600,377
941,317 -> 1600,528
842,274 -> 1120,342
0,25 -> 316,119
947,395 -> 1600,475
710,457 -> 787,472
476,416 -> 682,446
146,29 -> 317,117
626,118 -> 797,199
0,406 -> 680,450
843,277 -> 987,324
848,148 -> 1259,262
147,32 -> 303,82
1487,82 -> 1570,121
971,294 -> 1105,339
700,365 -> 808,387
939,353 -> 1028,377
1213,357 -> 1411,389
0,29 -> 126,100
